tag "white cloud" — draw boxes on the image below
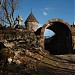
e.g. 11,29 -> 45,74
41,7 -> 54,16
45,7 -> 54,10
43,11 -> 47,16
45,7 -> 49,10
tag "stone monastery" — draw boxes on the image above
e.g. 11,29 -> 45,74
0,11 -> 75,55
24,11 -> 75,54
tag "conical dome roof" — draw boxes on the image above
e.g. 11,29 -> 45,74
25,12 -> 39,23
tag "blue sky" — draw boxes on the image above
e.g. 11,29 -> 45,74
14,0 -> 74,36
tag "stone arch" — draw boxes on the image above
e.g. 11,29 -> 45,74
40,18 -> 73,54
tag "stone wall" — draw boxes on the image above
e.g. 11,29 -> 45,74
25,22 -> 38,32
0,29 -> 47,61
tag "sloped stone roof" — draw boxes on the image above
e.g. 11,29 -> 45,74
25,12 -> 39,23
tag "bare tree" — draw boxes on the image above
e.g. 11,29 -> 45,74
0,0 -> 21,27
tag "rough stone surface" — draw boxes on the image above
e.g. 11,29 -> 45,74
0,18 -> 75,74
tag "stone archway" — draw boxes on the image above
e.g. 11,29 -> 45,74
40,18 -> 73,55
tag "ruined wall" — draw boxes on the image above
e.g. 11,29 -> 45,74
0,18 -> 75,55
36,18 -> 73,54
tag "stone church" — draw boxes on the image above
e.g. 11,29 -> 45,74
25,11 -> 39,32
25,11 -> 75,54
0,11 -> 75,55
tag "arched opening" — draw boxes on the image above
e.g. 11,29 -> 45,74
44,29 -> 55,37
40,19 -> 73,55
44,29 -> 55,52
